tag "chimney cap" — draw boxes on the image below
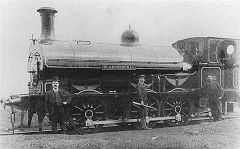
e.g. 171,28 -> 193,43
37,7 -> 57,13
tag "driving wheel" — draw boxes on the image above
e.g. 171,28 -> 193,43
131,96 -> 160,128
162,94 -> 190,127
67,99 -> 106,134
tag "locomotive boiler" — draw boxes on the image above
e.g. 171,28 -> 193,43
5,7 -> 239,134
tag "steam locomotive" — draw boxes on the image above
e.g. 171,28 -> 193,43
7,7 -> 239,134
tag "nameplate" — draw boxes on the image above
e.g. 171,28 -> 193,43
102,65 -> 136,70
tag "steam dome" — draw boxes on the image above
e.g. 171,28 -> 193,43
121,25 -> 140,46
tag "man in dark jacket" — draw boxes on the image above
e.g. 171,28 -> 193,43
205,75 -> 224,121
45,76 -> 69,134
130,75 -> 153,130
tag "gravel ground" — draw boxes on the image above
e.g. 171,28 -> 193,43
0,116 -> 240,149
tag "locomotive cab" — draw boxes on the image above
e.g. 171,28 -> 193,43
172,37 -> 239,116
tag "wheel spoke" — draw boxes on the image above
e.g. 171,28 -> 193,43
133,104 -> 140,109
95,111 -> 104,114
181,111 -> 188,117
75,117 -> 83,123
164,108 -> 173,111
72,113 -> 82,115
178,98 -> 183,104
181,100 -> 187,106
149,103 -> 155,107
74,106 -> 84,111
131,110 -> 140,113
82,103 -> 86,109
171,100 -> 177,105
94,105 -> 102,110
166,102 -> 174,107
166,112 -> 173,116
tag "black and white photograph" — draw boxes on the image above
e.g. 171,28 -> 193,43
0,0 -> 240,148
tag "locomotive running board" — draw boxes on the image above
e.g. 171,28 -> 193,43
90,116 -> 177,125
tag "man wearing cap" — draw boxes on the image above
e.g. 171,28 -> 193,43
130,75 -> 153,130
204,75 -> 224,121
44,76 -> 69,134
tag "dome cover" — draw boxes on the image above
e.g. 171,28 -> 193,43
121,25 -> 139,46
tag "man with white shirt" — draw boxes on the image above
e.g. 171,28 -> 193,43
44,76 -> 69,134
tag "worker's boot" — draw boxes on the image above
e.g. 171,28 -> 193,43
39,128 -> 43,133
38,122 -> 43,133
60,123 -> 67,134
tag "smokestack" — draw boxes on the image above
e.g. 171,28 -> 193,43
37,7 -> 57,42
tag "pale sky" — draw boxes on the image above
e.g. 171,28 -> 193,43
0,0 -> 240,97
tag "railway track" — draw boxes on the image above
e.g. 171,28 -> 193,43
1,113 -> 239,135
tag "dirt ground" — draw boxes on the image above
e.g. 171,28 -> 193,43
0,116 -> 240,149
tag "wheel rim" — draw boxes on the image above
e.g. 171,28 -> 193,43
162,95 -> 190,126
67,99 -> 105,134
131,100 -> 141,119
131,96 -> 160,128
146,97 -> 160,128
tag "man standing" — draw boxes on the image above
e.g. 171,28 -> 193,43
205,75 -> 224,121
45,76 -> 69,134
130,75 -> 153,130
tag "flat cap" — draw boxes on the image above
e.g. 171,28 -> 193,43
138,75 -> 146,79
207,75 -> 216,80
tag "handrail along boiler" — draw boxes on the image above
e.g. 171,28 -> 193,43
23,7 -> 239,133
